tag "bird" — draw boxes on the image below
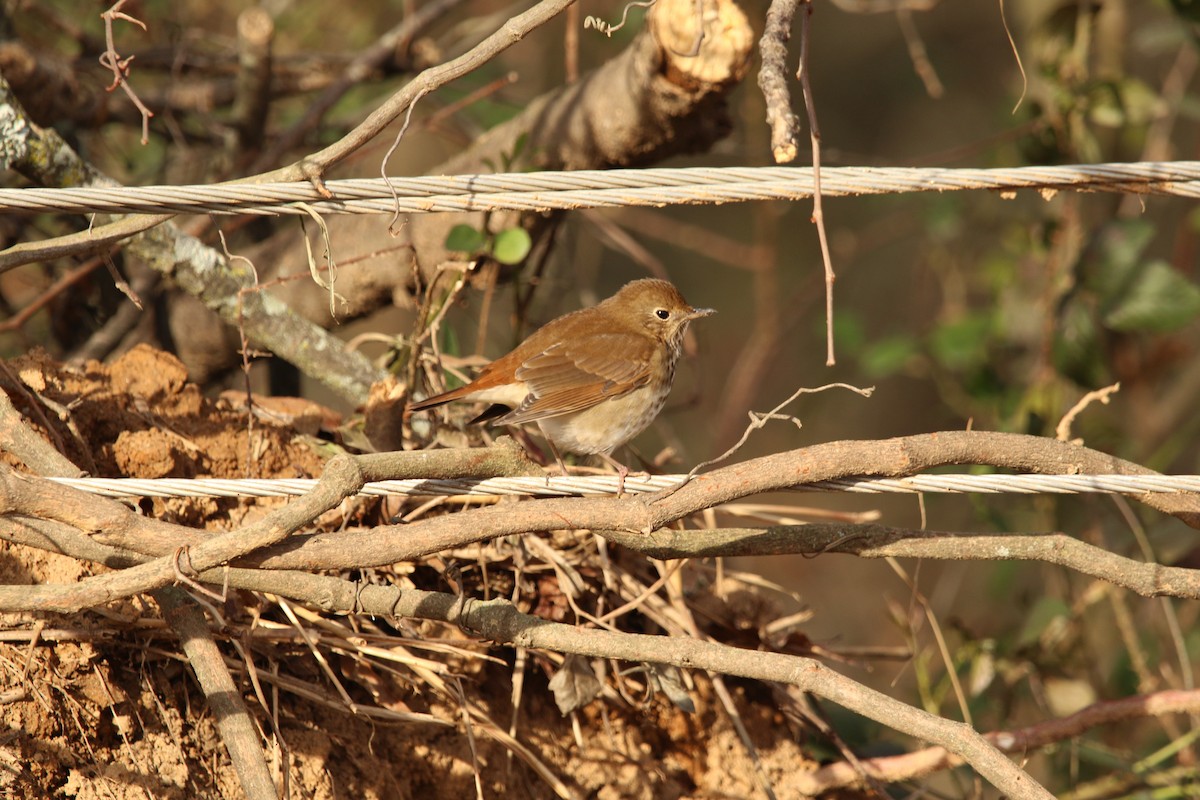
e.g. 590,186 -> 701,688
409,278 -> 714,487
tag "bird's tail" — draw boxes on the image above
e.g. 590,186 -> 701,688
408,385 -> 474,412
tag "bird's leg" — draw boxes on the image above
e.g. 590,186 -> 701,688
597,452 -> 645,497
545,438 -> 569,486
615,463 -> 629,497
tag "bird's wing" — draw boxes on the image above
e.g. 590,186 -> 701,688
496,334 -> 654,425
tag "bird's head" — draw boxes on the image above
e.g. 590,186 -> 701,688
608,278 -> 715,346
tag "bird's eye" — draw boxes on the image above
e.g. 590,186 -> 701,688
655,309 -> 670,320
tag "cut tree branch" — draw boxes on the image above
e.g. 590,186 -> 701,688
758,0 -> 802,163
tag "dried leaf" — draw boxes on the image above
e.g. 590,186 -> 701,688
647,663 -> 695,714
548,655 -> 602,715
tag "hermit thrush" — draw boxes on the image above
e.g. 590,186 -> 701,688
410,278 -> 714,481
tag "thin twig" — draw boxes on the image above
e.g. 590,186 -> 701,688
584,1 -> 655,37
884,558 -> 973,726
225,231 -> 263,479
287,0 -> 578,185
68,269 -> 159,363
250,0 -> 469,170
659,382 -> 873,499
1055,382 -> 1120,444
796,0 -> 838,365
998,0 -> 1027,114
895,8 -> 943,98
98,0 -> 154,144
0,255 -> 107,334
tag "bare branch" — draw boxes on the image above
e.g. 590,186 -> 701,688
0,390 -> 84,479
598,525 -> 1200,599
4,432 -> 1194,576
1056,382 -> 1120,443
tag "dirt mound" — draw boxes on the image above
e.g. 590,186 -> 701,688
3,345 -> 325,480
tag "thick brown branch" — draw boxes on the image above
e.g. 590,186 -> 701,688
0,390 -> 84,479
351,437 -> 542,481
599,524 -> 1200,598
758,0 -> 803,163
237,432 -> 1200,570
3,431 -> 1194,582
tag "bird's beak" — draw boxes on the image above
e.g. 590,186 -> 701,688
687,307 -> 716,320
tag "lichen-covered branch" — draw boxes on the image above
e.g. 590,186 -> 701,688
0,76 -> 384,403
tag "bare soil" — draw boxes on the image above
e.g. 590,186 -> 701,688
0,346 -> 819,799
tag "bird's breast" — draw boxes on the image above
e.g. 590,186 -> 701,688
536,381 -> 672,455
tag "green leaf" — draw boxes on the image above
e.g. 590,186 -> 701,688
929,314 -> 992,371
500,133 -> 529,172
1103,260 -> 1200,332
1016,597 -> 1070,650
831,312 -> 866,354
445,224 -> 486,254
1053,300 -> 1106,386
861,335 -> 919,378
491,228 -> 532,265
1086,220 -> 1155,301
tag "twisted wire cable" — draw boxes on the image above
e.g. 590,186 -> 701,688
2,162 -> 1199,217
43,473 -> 1200,500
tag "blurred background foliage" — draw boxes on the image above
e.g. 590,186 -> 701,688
4,0 -> 1200,793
